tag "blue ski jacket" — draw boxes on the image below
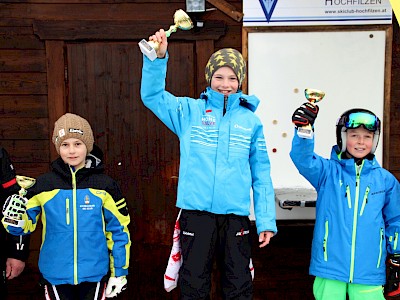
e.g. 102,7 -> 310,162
3,146 -> 131,285
290,131 -> 400,285
140,55 -> 277,235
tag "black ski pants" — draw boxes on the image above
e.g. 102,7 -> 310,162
178,210 -> 253,300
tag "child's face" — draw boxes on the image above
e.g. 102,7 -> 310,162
345,127 -> 374,159
59,138 -> 88,169
210,67 -> 239,95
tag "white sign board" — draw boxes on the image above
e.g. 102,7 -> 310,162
247,30 -> 386,220
243,0 -> 392,26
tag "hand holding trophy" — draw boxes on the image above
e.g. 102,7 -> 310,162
292,88 -> 325,139
2,175 -> 36,227
138,9 -> 193,61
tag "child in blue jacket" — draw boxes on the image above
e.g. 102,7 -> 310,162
2,113 -> 131,299
291,103 -> 400,300
140,29 -> 277,299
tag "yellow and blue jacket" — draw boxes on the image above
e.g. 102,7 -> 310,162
4,146 -> 131,285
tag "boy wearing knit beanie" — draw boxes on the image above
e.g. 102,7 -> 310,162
52,113 -> 94,169
2,113 -> 131,299
141,29 -> 276,299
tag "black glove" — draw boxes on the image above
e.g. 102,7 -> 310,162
385,254 -> 400,297
292,102 -> 319,128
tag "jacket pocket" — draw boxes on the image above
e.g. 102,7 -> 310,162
323,220 -> 329,261
66,198 -> 70,225
359,186 -> 370,216
377,228 -> 383,268
345,185 -> 351,209
394,232 -> 399,251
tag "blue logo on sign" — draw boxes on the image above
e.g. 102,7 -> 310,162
259,0 -> 278,22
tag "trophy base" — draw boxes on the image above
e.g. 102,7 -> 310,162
138,39 -> 158,61
275,188 -> 317,210
297,127 -> 313,139
3,217 -> 25,228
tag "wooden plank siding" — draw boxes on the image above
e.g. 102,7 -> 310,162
0,1 -> 399,299
391,21 -> 400,181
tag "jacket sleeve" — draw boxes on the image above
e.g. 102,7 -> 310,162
5,231 -> 30,261
140,54 -> 193,138
1,147 -> 30,261
250,122 -> 277,235
103,180 -> 131,277
289,128 -> 328,190
383,173 -> 400,255
0,148 -> 19,196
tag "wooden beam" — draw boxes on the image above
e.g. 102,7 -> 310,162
206,0 -> 243,22
33,20 -> 226,41
45,41 -> 66,161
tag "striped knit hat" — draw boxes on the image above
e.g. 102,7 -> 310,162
205,48 -> 246,87
52,113 -> 94,154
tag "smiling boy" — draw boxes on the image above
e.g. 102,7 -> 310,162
140,29 -> 277,299
290,105 -> 400,300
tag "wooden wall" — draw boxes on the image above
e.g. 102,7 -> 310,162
391,20 -> 400,180
0,0 -> 399,299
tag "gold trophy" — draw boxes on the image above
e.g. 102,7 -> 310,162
138,9 -> 194,61
297,88 -> 325,139
3,175 -> 36,227
16,175 -> 36,197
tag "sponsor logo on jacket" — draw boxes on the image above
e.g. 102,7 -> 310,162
80,194 -> 95,210
234,124 -> 251,131
202,115 -> 216,126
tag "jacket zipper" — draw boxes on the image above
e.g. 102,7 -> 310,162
72,171 -> 78,285
223,95 -> 228,116
349,163 -> 363,283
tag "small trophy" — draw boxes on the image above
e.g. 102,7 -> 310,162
138,9 -> 193,61
297,88 -> 325,139
3,175 -> 36,227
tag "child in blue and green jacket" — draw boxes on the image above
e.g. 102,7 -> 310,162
291,104 -> 400,300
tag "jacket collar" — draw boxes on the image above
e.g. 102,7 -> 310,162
200,87 -> 260,113
51,144 -> 105,180
331,145 -> 380,170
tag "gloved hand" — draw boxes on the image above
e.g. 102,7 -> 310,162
105,276 -> 127,298
385,254 -> 400,297
2,194 -> 27,227
292,102 -> 319,128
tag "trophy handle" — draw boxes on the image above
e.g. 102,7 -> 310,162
297,88 -> 325,139
165,25 -> 178,37
138,9 -> 193,62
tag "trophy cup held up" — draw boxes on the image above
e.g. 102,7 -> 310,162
297,88 -> 326,139
2,175 -> 36,227
138,9 -> 194,61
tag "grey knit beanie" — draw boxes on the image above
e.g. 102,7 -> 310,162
205,48 -> 246,86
